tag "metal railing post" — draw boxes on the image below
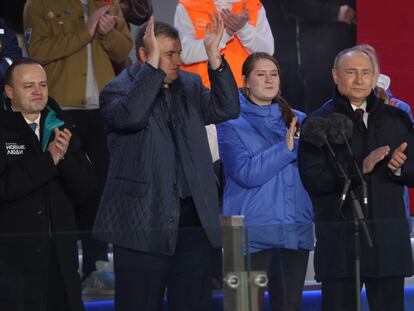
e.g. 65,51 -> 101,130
221,216 -> 267,311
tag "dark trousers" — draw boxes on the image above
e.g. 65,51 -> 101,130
113,228 -> 212,311
322,276 -> 405,311
46,240 -> 85,311
251,248 -> 310,311
65,109 -> 109,275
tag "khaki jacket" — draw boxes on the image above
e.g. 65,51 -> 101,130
24,0 -> 133,108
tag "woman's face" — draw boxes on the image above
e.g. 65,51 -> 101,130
244,58 -> 280,106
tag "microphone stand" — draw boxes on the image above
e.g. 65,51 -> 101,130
340,132 -> 373,245
349,189 -> 373,311
323,138 -> 352,212
341,132 -> 369,210
325,137 -> 373,311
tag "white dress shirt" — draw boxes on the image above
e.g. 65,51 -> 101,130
350,101 -> 368,127
24,114 -> 41,140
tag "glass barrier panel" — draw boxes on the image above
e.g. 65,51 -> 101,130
1,217 -> 413,311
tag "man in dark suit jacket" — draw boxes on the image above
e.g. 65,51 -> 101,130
0,58 -> 97,311
94,17 -> 239,311
298,46 -> 414,311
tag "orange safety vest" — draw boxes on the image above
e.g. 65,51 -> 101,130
178,0 -> 262,88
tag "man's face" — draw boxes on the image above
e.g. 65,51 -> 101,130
332,51 -> 374,107
5,64 -> 48,117
156,35 -> 182,84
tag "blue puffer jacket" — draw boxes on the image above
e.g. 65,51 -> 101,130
217,92 -> 314,253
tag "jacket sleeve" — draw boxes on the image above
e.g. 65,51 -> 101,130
389,114 -> 414,187
23,0 -> 91,64
0,19 -> 22,84
96,1 -> 133,63
0,152 -> 59,205
100,63 -> 165,131
236,7 -> 274,55
197,59 -> 240,124
217,121 -> 296,188
174,4 -> 234,64
57,132 -> 98,204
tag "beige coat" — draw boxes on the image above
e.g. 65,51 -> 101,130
24,0 -> 133,108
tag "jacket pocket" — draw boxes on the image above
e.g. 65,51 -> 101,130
113,178 -> 148,198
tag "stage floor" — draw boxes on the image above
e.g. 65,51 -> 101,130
83,286 -> 414,311
81,224 -> 414,310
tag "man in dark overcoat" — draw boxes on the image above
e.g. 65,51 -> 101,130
298,46 -> 414,311
0,58 -> 97,311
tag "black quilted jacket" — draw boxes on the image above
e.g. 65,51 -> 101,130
94,61 -> 239,254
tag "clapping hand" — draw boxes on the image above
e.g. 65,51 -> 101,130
285,117 -> 298,151
86,5 -> 111,37
363,145 -> 390,174
221,3 -> 249,36
388,142 -> 408,172
97,12 -> 117,35
48,128 -> 72,165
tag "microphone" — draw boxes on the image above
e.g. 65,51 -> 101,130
302,117 -> 351,211
327,113 -> 368,209
326,112 -> 353,144
301,116 -> 328,147
307,114 -> 373,249
302,116 -> 347,176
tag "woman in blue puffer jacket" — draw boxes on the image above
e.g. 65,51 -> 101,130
217,52 -> 314,311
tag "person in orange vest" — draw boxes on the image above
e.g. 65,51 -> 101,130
174,0 -> 274,88
175,0 -> 274,199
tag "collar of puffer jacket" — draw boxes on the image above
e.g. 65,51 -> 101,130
239,90 -> 282,119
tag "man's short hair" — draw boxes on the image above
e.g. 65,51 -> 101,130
135,21 -> 180,52
333,46 -> 375,70
5,58 -> 43,86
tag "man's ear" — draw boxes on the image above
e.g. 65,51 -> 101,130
137,47 -> 147,64
332,68 -> 338,85
4,84 -> 14,101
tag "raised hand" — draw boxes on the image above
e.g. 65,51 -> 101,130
204,12 -> 224,70
143,16 -> 160,68
363,145 -> 390,174
86,5 -> 111,37
285,117 -> 297,151
221,3 -> 249,34
48,128 -> 72,165
388,142 -> 408,172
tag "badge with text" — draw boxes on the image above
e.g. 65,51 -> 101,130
4,142 -> 26,156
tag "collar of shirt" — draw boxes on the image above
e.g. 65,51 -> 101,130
350,100 -> 368,127
24,115 -> 41,140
